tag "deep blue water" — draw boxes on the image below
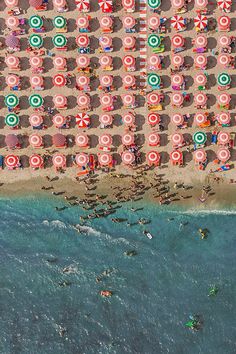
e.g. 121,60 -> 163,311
0,196 -> 235,354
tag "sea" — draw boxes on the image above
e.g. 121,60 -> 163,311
0,195 -> 235,354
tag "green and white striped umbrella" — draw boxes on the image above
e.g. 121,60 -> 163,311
148,73 -> 161,87
217,73 -> 231,86
148,0 -> 161,8
5,113 -> 19,127
29,94 -> 43,108
193,131 -> 207,145
53,16 -> 66,29
53,34 -> 67,48
29,34 -> 43,48
5,94 -> 19,108
29,15 -> 43,29
148,34 -> 161,48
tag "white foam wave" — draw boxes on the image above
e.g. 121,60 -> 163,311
181,209 -> 236,216
42,220 -> 68,229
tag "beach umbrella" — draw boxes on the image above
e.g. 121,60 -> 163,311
76,75 -> 90,87
171,0 -> 184,8
29,34 -> 43,48
77,16 -> 89,29
29,154 -> 44,168
53,74 -> 66,87
77,55 -> 90,68
5,55 -> 20,69
122,133 -> 134,145
218,53 -> 230,67
77,93 -> 90,107
171,74 -> 184,87
100,75 -> 113,87
147,92 -> 161,105
5,134 -> 19,148
5,113 -> 19,128
218,131 -> 230,145
195,0 -> 208,8
171,113 -> 184,125
217,73 -> 231,87
218,16 -> 230,30
193,132 -> 207,145
217,0 -> 232,11
216,112 -> 230,125
76,0 -> 90,11
172,54 -> 184,68
99,114 -> 113,126
98,0 -> 113,12
76,34 -> 89,47
195,35 -> 207,48
75,133 -> 89,147
217,148 -> 230,162
148,133 -> 160,146
122,0 -> 135,10
53,133 -> 66,147
53,0 -> 66,7
53,35 -> 67,48
147,151 -> 160,165
6,16 -> 19,29
29,94 -> 43,108
194,15 -> 207,30
76,113 -> 90,128
53,56 -> 66,69
30,56 -> 43,68
194,149 -> 207,163
171,133 -> 183,145
122,151 -> 135,165
53,16 -> 67,29
30,75 -> 44,88
98,153 -> 112,166
217,93 -> 231,106
194,92 -> 207,106
29,0 -> 43,7
123,55 -> 135,68
171,34 -> 184,48
99,134 -> 112,146
122,74 -> 135,87
29,133 -> 43,147
75,153 -> 89,167
171,15 -> 185,31
148,16 -> 160,30
148,0 -> 161,9
122,112 -> 135,125
99,55 -> 112,68
6,74 -> 20,88
5,155 -> 19,168
148,34 -> 161,48
123,36 -> 135,49
53,94 -> 67,108
29,15 -> 43,29
100,93 -> 113,107
52,154 -> 66,168
171,93 -> 184,106
122,94 -> 135,107
5,94 -> 19,108
148,54 -> 161,69
5,0 -> 19,6
5,35 -> 19,48
194,73 -> 207,86
170,150 -> 182,163
122,16 -> 135,29
194,113 -> 207,125
148,73 -> 161,88
53,114 -> 66,128
218,35 -> 230,47
100,16 -> 112,29
148,113 -> 160,125
194,54 -> 207,68
29,114 -> 43,127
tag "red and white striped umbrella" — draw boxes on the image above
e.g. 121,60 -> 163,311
148,133 -> 160,146
123,55 -> 135,67
148,16 -> 160,30
122,133 -> 134,145
171,74 -> 184,86
217,93 -> 231,105
148,54 -> 161,68
171,133 -> 183,145
98,153 -> 112,166
99,133 -> 112,146
29,154 -> 44,168
122,16 -> 135,29
194,54 -> 207,67
218,35 -> 230,47
123,74 -> 135,87
98,0 -> 113,12
53,0 -> 66,7
172,54 -> 184,67
171,0 -> 184,8
77,93 -> 90,107
52,154 -> 66,168
76,34 -> 89,47
171,34 -> 184,48
171,93 -> 184,106
5,154 -> 19,168
99,114 -> 113,125
147,92 -> 160,105
122,151 -> 135,164
5,55 -> 19,68
75,133 -> 89,146
170,150 -> 182,162
76,55 -> 90,68
216,112 -> 230,125
217,0 -> 232,11
29,133 -> 43,147
29,114 -> 43,127
218,53 -> 230,66
195,34 -> 207,48
194,15 -> 208,30
122,112 -> 135,125
194,149 -> 206,162
76,0 -> 90,12
76,112 -> 90,128
77,16 -> 89,28
6,74 -> 19,87
147,151 -> 160,164
122,94 -> 135,106
218,16 -> 230,30
194,73 -> 207,86
30,75 -> 43,87
217,148 -> 230,162
99,35 -> 112,48
123,36 -> 135,49
100,75 -> 113,87
195,0 -> 208,8
194,112 -> 207,125
100,16 -> 113,28
53,114 -> 66,127
148,113 -> 160,125
6,16 -> 19,29
99,55 -> 112,67
218,131 -> 230,145
53,56 -> 66,69
76,75 -> 90,87
194,92 -> 207,106
171,113 -> 184,125
100,93 -> 113,106
30,56 -> 43,68
122,0 -> 135,10
171,15 -> 185,31
5,0 -> 19,6
53,74 -> 66,87
53,94 -> 67,108
75,153 -> 89,166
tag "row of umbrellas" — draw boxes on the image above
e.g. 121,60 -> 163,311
148,0 -> 233,11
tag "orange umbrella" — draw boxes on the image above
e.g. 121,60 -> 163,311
217,93 -> 231,106
148,54 -> 161,70
195,34 -> 207,48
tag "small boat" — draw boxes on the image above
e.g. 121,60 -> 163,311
100,290 -> 113,297
143,230 -> 153,239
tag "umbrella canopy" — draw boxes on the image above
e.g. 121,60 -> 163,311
100,16 -> 112,28
100,93 -> 113,106
122,74 -> 135,87
5,113 -> 19,127
98,153 -> 112,166
100,75 -> 113,87
5,94 -> 19,108
6,74 -> 20,87
29,133 -> 43,147
77,55 -> 90,68
217,93 -> 231,106
53,74 -> 66,87
99,134 -> 112,146
123,55 -> 135,67
77,34 -> 89,47
195,34 -> 207,48
29,114 -> 43,127
148,73 -> 161,88
171,74 -> 184,86
147,151 -> 160,165
123,16 -> 135,29
217,0 -> 232,10
148,54 -> 161,68
170,150 -> 182,162
122,133 -> 134,145
218,35 -> 230,47
75,153 -> 89,167
53,114 -> 66,128
5,154 -> 19,168
122,93 -> 135,106
148,113 -> 160,125
217,73 -> 231,86
218,131 -> 230,145
218,53 -> 230,67
53,94 -> 67,108
171,132 -> 183,145
171,93 -> 184,106
194,54 -> 207,68
216,112 -> 230,125
194,113 -> 207,125
29,94 -> 43,108
194,149 -> 207,162
122,151 -> 135,165
5,35 -> 19,48
30,75 -> 44,88
52,154 -> 66,168
123,36 -> 135,49
53,0 -> 66,7
148,16 -> 160,30
148,132 -> 160,146
76,113 -> 90,128
171,0 -> 184,8
171,113 -> 184,125
29,154 -> 44,168
171,34 -> 184,48
53,35 -> 67,48
77,93 -> 90,107
53,16 -> 67,29
148,34 -> 161,48
122,112 -> 135,125
195,0 -> 208,8
5,55 -> 20,68
193,131 -> 207,145
99,55 -> 112,67
29,34 -> 43,48
171,15 -> 186,31
194,15 -> 208,30
194,92 -> 207,106
194,73 -> 207,86
217,148 -> 230,162
53,133 -> 66,147
29,15 -> 43,29
75,133 -> 89,147
122,0 -> 135,9
147,92 -> 161,105
99,114 -> 113,126
148,0 -> 161,9
29,0 -> 43,7
76,75 -> 90,87
6,16 -> 19,29
98,0 -> 113,12
30,56 -> 43,68
5,134 -> 19,148
76,0 -> 90,11
218,16 -> 230,29
172,54 -> 184,67
5,0 -> 19,6
77,16 -> 89,29
53,56 -> 66,69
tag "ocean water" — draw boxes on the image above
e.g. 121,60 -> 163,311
0,196 -> 235,354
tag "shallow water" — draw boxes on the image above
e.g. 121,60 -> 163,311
0,196 -> 235,354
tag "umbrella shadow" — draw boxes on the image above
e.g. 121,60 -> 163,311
162,75 -> 171,89
90,35 -> 99,52
113,56 -> 123,71
230,18 -> 236,31
68,95 -> 77,109
0,134 -> 5,148
113,17 -> 122,32
185,75 -> 193,90
90,114 -> 99,128
20,134 -> 29,149
136,94 -> 145,108
44,18 -> 53,32
112,134 -> 122,148
91,0 -> 100,11
90,18 -> 100,32
207,93 -> 216,108
161,114 -> 170,130
20,115 -> 30,128
43,95 -> 53,108
230,113 -> 235,127
43,57 -> 54,72
207,37 -> 217,50
160,133 -> 168,147
114,95 -> 122,110
161,0 -> 171,11
0,116 -> 4,129
183,132 -> 192,144
230,75 -> 236,88
113,75 -> 122,90
163,54 -> 171,69
207,55 -> 217,69
205,132 -> 213,147
44,36 -> 53,50
207,73 -> 216,89
112,37 -> 122,52
206,149 -> 217,162
67,57 -> 76,71
137,133 -> 145,146
20,95 -> 30,110
67,134 -> 74,148
44,76 -> 53,90
185,55 -> 194,68
89,134 -> 98,148
113,114 -> 122,127
184,151 -> 192,164
113,152 -> 121,165
21,38 -> 29,51
67,19 -> 76,32
91,56 -> 99,69
135,114 -> 145,131
44,114 -> 53,128
160,151 -> 169,164
67,37 -> 76,51
21,76 -> 30,90
21,155 -> 29,168
91,94 -> 100,109
44,134 -> 52,148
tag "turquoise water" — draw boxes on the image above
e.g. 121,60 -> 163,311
0,196 -> 235,354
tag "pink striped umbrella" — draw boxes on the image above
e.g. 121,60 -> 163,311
29,154 -> 44,168
99,114 -> 113,125
6,74 -> 20,87
147,151 -> 160,165
30,75 -> 43,88
99,55 -> 112,68
6,16 -> 19,29
5,154 -> 19,168
100,75 -> 113,87
98,153 -> 112,166
123,36 -> 135,49
218,16 -> 230,30
30,56 -> 43,68
52,154 -> 66,168
76,75 -> 90,87
53,56 -> 66,69
195,0 -> 208,8
194,149 -> 207,162
171,34 -> 184,48
100,16 -> 113,28
171,113 -> 184,125
194,73 -> 207,86
194,54 -> 207,68
216,112 -> 230,125
5,55 -> 20,68
217,148 -> 230,162
29,133 -> 43,147
122,112 -> 135,125
194,92 -> 207,106
148,113 -> 160,125
100,93 -> 113,106
171,133 -> 183,145
76,34 -> 89,47
148,133 -> 160,146
99,35 -> 112,48
218,53 -> 230,67
123,74 -> 135,87
217,131 -> 230,145
122,133 -> 134,145
53,74 -> 66,87
170,150 -> 182,163
147,92 -> 160,105
171,74 -> 184,86
122,16 -> 135,29
122,0 -> 135,10
77,93 -> 90,107
53,0 -> 66,7
122,94 -> 135,107
122,151 -> 135,165
194,113 -> 207,125
53,94 -> 67,108
99,134 -> 112,146
53,114 -> 66,128
148,16 -> 160,30
195,35 -> 207,48
148,54 -> 161,69
123,55 -> 135,68
76,55 -> 90,68
171,0 -> 185,8
218,35 -> 230,47
172,54 -> 184,68
75,133 -> 89,147
75,153 -> 89,166
5,0 -> 19,6
217,93 -> 231,106
29,114 -> 43,127
171,93 -> 184,107
77,16 -> 89,28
